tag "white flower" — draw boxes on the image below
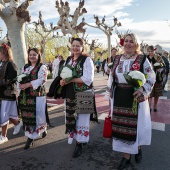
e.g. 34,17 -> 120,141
108,63 -> 113,67
128,71 -> 146,84
153,63 -> 160,66
60,67 -> 72,79
17,74 -> 28,82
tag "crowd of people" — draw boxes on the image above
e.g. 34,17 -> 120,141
0,33 -> 169,169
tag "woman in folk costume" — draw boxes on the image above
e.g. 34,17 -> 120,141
106,33 -> 155,169
18,48 -> 48,149
0,44 -> 22,144
146,45 -> 165,112
60,37 -> 98,158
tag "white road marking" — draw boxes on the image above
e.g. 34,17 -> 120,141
152,121 -> 165,131
159,96 -> 167,99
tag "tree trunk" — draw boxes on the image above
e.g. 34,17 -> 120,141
107,34 -> 111,59
6,22 -> 27,73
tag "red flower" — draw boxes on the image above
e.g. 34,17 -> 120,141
132,63 -> 140,71
30,92 -> 34,96
120,38 -> 124,46
84,131 -> 89,137
27,113 -> 32,117
27,99 -> 32,104
77,83 -> 83,87
70,133 -> 74,138
78,130 -> 82,134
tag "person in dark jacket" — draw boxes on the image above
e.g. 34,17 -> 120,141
0,44 -> 22,144
162,51 -> 169,91
58,55 -> 65,71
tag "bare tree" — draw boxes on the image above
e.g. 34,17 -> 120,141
0,0 -> 34,71
97,50 -> 107,61
84,15 -> 121,61
55,0 -> 87,37
32,11 -> 60,62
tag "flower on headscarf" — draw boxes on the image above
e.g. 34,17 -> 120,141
120,38 -> 124,46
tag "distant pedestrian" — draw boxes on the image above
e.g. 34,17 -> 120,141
58,55 -> 65,71
102,59 -> 106,76
52,56 -> 60,78
162,50 -> 169,91
48,61 -> 53,74
147,45 -> 165,112
96,59 -> 101,73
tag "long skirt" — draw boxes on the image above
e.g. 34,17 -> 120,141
0,100 -> 18,126
24,96 -> 47,139
111,96 -> 151,154
67,113 -> 90,144
150,82 -> 163,97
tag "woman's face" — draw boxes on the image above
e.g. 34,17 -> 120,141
0,52 -> 5,61
111,49 -> 117,57
28,50 -> 39,64
71,40 -> 83,56
148,50 -> 155,57
123,35 -> 136,54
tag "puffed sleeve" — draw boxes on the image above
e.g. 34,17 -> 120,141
143,58 -> 156,96
31,65 -> 48,90
80,57 -> 94,86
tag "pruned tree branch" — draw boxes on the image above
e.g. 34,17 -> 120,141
55,0 -> 87,36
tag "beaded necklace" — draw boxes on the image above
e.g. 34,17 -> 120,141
122,53 -> 135,59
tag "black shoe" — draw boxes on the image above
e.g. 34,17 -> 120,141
24,138 -> 34,150
153,108 -> 157,112
42,130 -> 47,138
72,143 -> 82,158
118,156 -> 131,170
135,148 -> 142,163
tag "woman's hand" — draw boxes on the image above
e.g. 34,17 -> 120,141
20,83 -> 30,90
133,87 -> 143,99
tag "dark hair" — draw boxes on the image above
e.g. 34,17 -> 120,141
147,45 -> 154,51
71,37 -> 90,57
28,48 -> 42,66
111,47 -> 118,52
0,44 -> 14,62
59,55 -> 63,59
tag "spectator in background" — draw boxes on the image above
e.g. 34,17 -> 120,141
48,61 -> 53,74
96,59 -> 101,73
58,55 -> 65,71
162,50 -> 169,91
102,59 -> 106,76
52,56 -> 60,79
147,45 -> 165,112
111,47 -> 118,62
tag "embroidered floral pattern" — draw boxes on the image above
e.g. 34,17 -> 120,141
131,63 -> 140,71
117,61 -> 123,73
74,125 -> 89,137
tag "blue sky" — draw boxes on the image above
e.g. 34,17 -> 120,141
0,0 -> 170,51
